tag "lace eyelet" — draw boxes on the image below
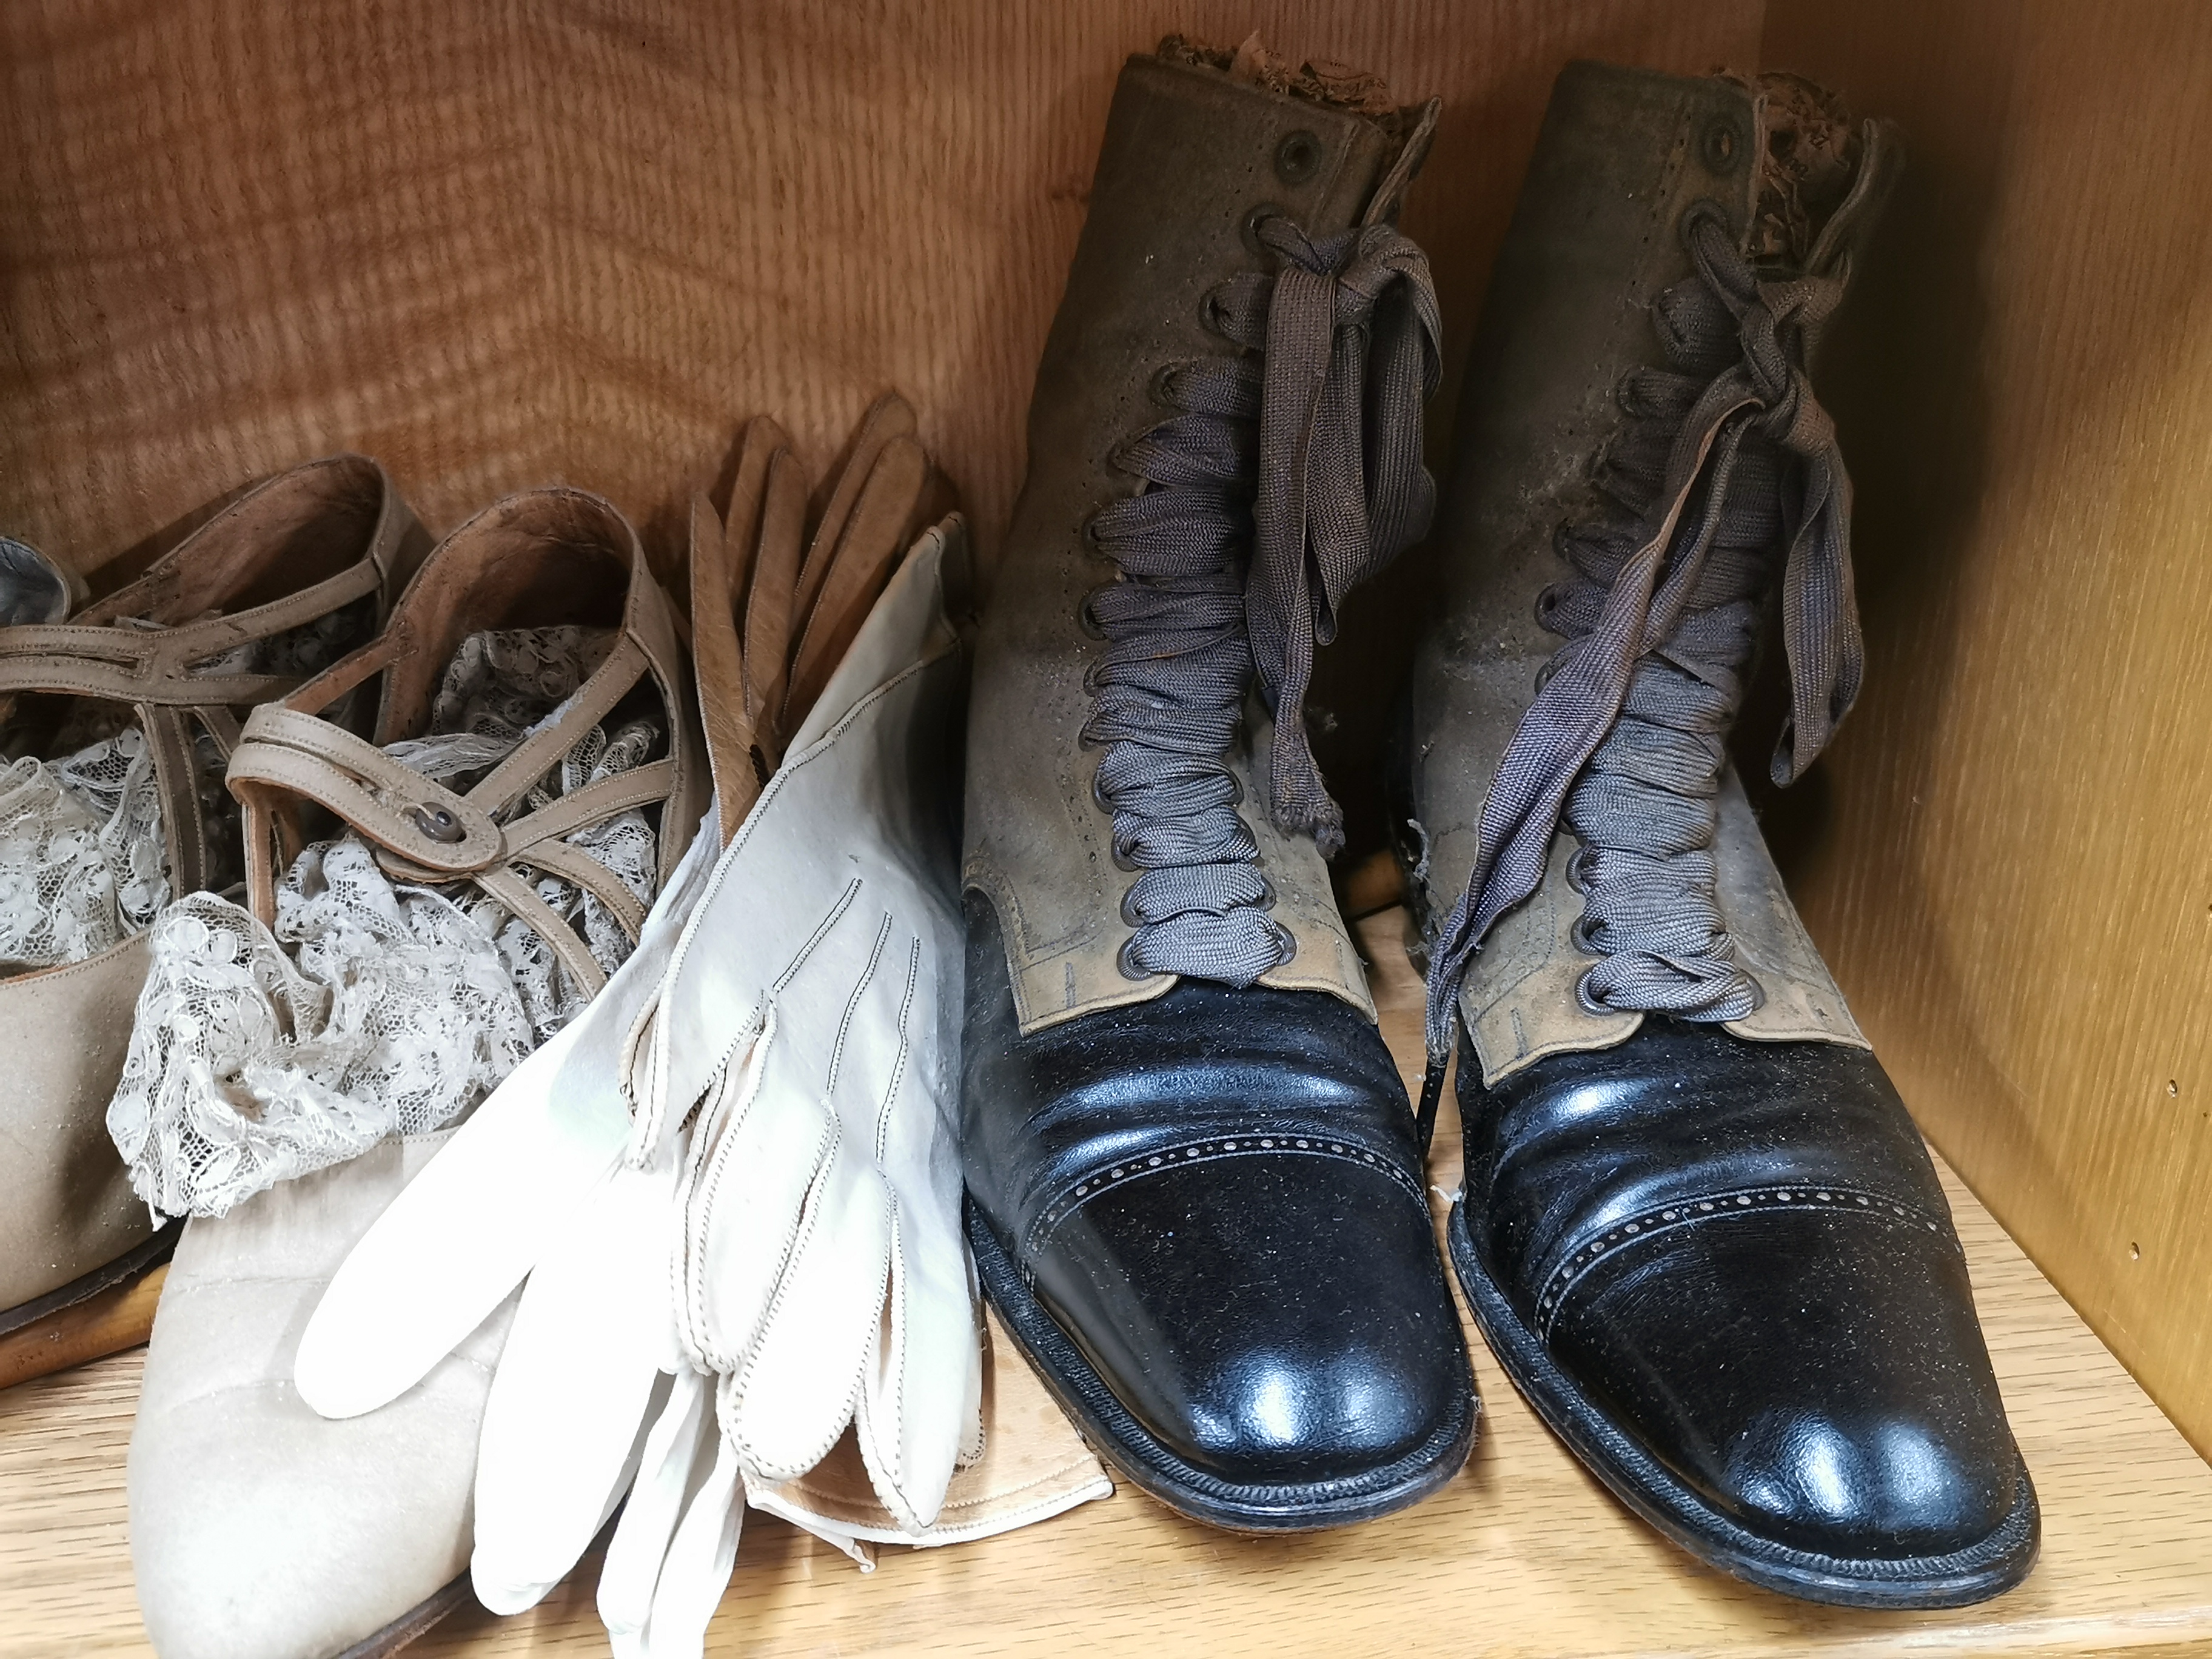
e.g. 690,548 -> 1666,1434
1700,120 -> 1743,175
1148,363 -> 1182,409
1120,883 -> 1144,927
1570,913 -> 1601,956
1270,920 -> 1299,969
1257,874 -> 1278,910
1240,201 -> 1292,260
1110,837 -> 1139,874
1077,589 -> 1108,640
1117,933 -> 1150,980
1091,767 -> 1114,816
1564,845 -> 1592,895
412,804 -> 465,844
1274,130 -> 1321,185
1575,966 -> 1609,1014
1082,515 -> 1108,551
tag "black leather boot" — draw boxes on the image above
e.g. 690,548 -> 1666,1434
1397,63 -> 2036,1603
961,39 -> 1475,1531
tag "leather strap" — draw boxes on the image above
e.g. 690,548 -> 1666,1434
0,464 -> 407,904
229,540 -> 689,991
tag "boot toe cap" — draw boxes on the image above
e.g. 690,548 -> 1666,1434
1720,1403 -> 2020,1558
1556,1204 -> 2028,1563
1033,1153 -> 1469,1487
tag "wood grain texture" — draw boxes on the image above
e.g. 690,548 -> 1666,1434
0,0 -> 1762,583
2,913 -> 2209,1657
1755,0 -> 2212,1458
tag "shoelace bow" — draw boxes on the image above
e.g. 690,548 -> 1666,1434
1414,199 -> 1863,1145
1087,213 -> 1440,988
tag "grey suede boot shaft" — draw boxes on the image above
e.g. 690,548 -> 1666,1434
965,47 -> 1435,1031
1401,63 -> 1887,1084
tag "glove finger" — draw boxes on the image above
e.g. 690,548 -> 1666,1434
959,1247 -> 987,1467
854,1199 -> 978,1532
725,1138 -> 892,1483
641,1426 -> 745,1659
599,1366 -> 716,1657
471,1144 -> 685,1612
675,1010 -> 836,1373
295,1007 -> 625,1418
297,820 -> 725,1418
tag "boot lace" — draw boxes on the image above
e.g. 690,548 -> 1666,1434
1087,213 -> 1439,988
1417,198 -> 1864,1126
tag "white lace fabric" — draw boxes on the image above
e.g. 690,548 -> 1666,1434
0,598 -> 375,978
108,626 -> 667,1220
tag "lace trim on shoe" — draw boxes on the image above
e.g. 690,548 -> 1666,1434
0,601 -> 377,976
1084,213 -> 1439,989
106,626 -> 664,1219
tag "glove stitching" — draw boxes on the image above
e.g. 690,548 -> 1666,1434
876,933 -> 923,1165
854,933 -> 927,1527
724,1114 -> 874,1481
824,909 -> 894,1100
773,876 -> 862,996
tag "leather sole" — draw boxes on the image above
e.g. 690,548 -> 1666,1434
1446,1201 -> 2039,1607
332,1573 -> 475,1659
0,1221 -> 183,1388
967,1196 -> 1476,1532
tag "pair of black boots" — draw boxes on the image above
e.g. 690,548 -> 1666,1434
958,41 -> 2037,1610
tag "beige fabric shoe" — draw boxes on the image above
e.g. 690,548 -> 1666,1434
130,1131 -> 512,1659
127,485 -> 702,1657
0,455 -> 424,1382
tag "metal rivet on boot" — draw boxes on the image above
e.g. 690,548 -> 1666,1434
412,804 -> 465,843
1274,130 -> 1321,184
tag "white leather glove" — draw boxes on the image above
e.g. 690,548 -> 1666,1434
633,588 -> 982,1527
295,522 -> 978,1654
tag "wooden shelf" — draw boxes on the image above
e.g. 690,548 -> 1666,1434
2,910 -> 2208,1656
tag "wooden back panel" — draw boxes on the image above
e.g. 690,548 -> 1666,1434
1762,0 -> 2212,1457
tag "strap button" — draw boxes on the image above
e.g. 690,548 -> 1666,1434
412,804 -> 465,843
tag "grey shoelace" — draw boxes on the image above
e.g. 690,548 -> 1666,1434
1416,199 -> 1862,1134
1088,213 -> 1439,988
